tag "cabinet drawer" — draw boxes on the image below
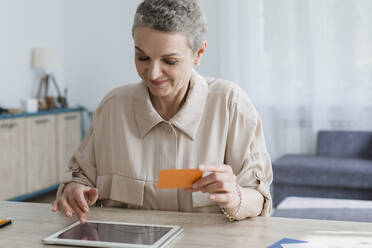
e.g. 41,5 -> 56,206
0,119 -> 27,199
56,112 -> 82,181
25,115 -> 57,192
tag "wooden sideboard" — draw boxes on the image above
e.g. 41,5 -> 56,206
0,108 -> 82,200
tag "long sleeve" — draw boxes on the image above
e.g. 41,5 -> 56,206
56,124 -> 97,198
224,89 -> 273,216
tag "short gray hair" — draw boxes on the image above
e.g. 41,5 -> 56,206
132,0 -> 207,52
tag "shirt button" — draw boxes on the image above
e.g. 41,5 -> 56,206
167,126 -> 172,133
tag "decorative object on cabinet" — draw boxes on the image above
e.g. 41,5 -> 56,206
0,107 -> 22,115
31,48 -> 68,110
21,99 -> 38,113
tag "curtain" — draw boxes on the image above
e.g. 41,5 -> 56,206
200,0 -> 372,159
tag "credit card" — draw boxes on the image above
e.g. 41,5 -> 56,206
157,169 -> 202,189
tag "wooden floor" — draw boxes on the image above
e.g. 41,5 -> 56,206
24,190 -> 57,204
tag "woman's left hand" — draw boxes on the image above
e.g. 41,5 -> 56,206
185,163 -> 240,209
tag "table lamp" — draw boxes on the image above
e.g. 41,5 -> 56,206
31,48 -> 67,110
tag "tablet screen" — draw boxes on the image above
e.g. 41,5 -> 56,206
58,222 -> 172,245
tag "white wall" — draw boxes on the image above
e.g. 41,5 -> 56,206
63,0 -> 220,111
63,0 -> 142,110
0,0 -> 223,111
0,0 -> 64,108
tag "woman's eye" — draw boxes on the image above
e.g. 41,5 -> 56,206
164,59 -> 177,65
138,56 -> 149,61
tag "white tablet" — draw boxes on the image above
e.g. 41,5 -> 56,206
42,220 -> 183,248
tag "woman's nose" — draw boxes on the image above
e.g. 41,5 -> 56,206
147,62 -> 162,80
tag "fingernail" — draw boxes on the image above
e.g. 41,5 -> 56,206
210,195 -> 216,199
84,207 -> 89,212
192,183 -> 198,189
66,211 -> 72,217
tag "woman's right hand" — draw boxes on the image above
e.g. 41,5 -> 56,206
51,182 -> 99,223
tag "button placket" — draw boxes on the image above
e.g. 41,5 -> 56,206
155,122 -> 178,211
168,122 -> 179,210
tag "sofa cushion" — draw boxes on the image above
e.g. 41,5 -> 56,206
273,154 -> 372,188
317,131 -> 372,158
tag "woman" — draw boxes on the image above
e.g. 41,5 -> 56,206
52,0 -> 273,222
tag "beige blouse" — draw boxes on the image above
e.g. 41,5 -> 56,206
58,70 -> 273,216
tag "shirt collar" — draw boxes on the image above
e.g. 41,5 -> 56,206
134,69 -> 208,140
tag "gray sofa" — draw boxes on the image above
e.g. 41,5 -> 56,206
272,130 -> 372,207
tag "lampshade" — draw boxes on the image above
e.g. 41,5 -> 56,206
31,48 -> 60,71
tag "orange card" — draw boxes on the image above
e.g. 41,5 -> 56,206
157,169 -> 202,189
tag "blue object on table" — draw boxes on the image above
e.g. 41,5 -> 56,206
268,238 -> 307,248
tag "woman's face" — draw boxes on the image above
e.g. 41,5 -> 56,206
133,26 -> 198,99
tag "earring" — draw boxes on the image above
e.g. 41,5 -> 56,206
194,61 -> 200,66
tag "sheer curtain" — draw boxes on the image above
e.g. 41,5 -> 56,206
201,0 -> 372,159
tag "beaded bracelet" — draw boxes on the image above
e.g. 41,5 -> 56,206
220,183 -> 243,222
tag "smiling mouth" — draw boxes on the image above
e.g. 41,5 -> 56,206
150,79 -> 167,86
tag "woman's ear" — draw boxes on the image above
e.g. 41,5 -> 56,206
194,41 -> 207,65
